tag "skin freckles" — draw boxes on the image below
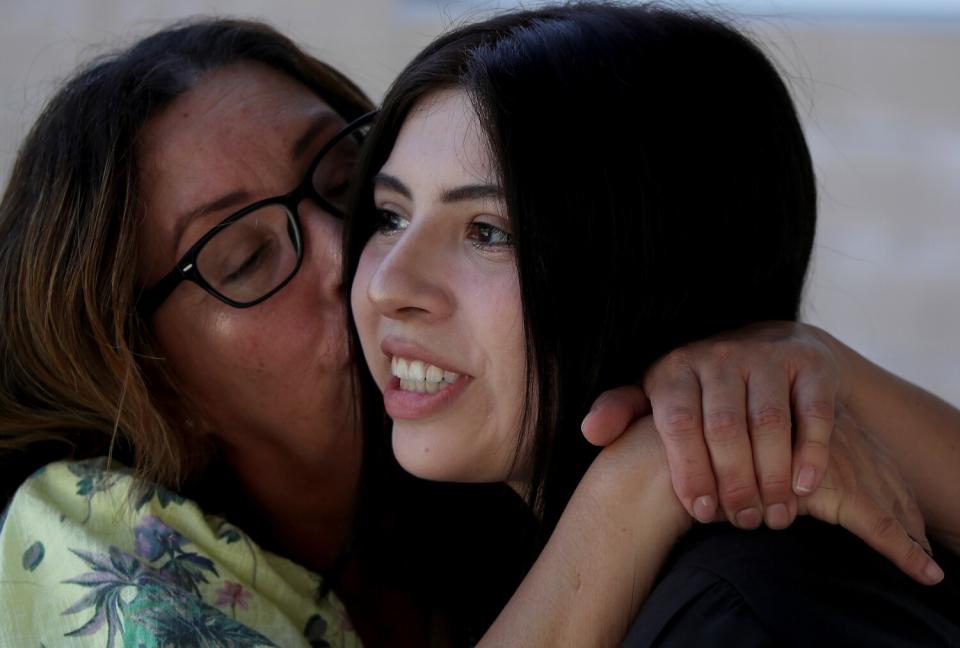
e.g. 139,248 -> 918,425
137,62 -> 357,485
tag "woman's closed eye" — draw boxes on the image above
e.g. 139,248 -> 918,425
221,241 -> 273,285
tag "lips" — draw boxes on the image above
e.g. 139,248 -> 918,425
379,337 -> 471,419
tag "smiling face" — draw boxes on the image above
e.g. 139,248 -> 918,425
351,89 -> 529,485
139,62 -> 357,464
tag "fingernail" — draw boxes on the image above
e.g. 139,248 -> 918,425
693,495 -> 716,523
735,507 -> 762,529
795,465 -> 818,494
924,560 -> 945,585
765,503 -> 790,530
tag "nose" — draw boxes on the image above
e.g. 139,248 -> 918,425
366,222 -> 454,322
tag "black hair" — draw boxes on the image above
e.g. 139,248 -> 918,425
345,2 -> 816,541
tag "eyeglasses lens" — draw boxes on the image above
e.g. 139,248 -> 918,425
310,123 -> 371,213
195,204 -> 300,304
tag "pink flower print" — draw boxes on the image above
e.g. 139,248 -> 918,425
215,580 -> 251,618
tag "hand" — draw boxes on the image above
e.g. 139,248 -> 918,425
582,321 -> 842,529
798,405 -> 944,586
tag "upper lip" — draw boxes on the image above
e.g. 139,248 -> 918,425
380,336 -> 468,376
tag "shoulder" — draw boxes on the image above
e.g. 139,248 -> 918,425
0,457 -> 361,647
623,518 -> 960,647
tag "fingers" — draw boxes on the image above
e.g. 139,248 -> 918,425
645,368 -> 719,524
791,368 -> 837,496
699,365 -> 763,529
838,489 -> 945,586
581,385 -> 651,446
746,366 -> 797,529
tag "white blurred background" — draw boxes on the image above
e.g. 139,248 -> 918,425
1,1 -> 957,404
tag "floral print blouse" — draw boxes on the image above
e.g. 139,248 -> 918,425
0,458 -> 362,647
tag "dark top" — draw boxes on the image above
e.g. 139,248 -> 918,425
623,518 -> 960,647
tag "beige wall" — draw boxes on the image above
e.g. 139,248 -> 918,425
2,2 -> 958,404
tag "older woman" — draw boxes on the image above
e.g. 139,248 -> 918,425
0,15 -> 954,648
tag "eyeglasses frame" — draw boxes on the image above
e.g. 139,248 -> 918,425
138,110 -> 377,317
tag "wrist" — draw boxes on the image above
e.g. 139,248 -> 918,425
582,426 -> 692,541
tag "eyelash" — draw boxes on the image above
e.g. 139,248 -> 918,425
373,209 -> 513,250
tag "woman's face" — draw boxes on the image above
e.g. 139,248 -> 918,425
352,89 -> 528,485
139,63 -> 355,459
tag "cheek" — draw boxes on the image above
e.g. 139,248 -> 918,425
153,301 -> 276,384
350,244 -> 384,384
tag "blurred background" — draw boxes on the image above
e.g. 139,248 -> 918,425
1,0 -> 957,404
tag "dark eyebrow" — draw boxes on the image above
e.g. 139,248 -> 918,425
373,173 -> 412,200
374,173 -> 503,204
290,112 -> 342,160
440,184 -> 503,203
172,190 -> 251,254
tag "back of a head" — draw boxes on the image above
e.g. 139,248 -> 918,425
348,2 -> 817,532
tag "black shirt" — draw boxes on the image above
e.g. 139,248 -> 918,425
623,518 -> 960,647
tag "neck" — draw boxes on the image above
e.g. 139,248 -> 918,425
217,417 -> 363,574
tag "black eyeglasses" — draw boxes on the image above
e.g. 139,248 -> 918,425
139,111 -> 377,317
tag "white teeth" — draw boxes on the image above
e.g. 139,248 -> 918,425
409,360 -> 425,381
390,355 -> 461,393
426,364 -> 443,383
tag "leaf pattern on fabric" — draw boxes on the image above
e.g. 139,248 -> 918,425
63,541 -> 272,647
62,546 -> 153,648
68,459 -> 122,524
27,458 -> 350,647
132,515 -> 219,597
215,519 -> 260,588
22,541 -> 45,572
130,483 -> 186,512
123,581 -> 276,647
215,581 -> 252,618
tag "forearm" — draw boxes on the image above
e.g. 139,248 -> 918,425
480,423 -> 688,647
821,328 -> 960,552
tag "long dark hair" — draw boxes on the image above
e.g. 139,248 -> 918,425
346,2 -> 816,539
0,18 -> 372,500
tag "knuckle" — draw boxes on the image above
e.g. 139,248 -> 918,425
872,514 -> 899,541
661,406 -> 700,441
749,404 -> 790,437
802,399 -> 835,422
673,469 -> 714,495
798,437 -> 830,459
759,474 -> 791,497
719,479 -> 758,506
703,409 -> 744,444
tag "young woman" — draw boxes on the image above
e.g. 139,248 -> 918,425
348,4 -> 960,644
0,12 -> 952,648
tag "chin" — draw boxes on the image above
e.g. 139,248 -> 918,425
391,424 -> 497,484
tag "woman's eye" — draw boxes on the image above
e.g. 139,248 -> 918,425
374,209 -> 409,236
467,221 -> 513,248
221,242 -> 271,285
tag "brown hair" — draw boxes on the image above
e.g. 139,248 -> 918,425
0,18 -> 373,502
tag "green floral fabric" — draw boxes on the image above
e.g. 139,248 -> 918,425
0,458 -> 361,647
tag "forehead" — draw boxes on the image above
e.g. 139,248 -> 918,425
137,62 -> 338,281
139,62 -> 332,180
382,89 -> 495,185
